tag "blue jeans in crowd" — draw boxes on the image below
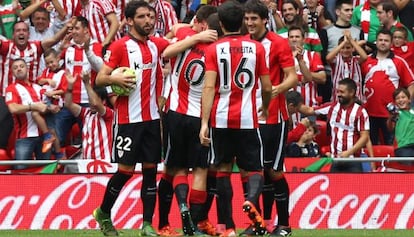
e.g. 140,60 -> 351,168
14,137 -> 51,170
395,145 -> 414,165
55,105 -> 86,146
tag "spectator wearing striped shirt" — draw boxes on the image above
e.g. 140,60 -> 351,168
299,78 -> 370,172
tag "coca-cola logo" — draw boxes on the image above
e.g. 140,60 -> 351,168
0,174 -> 413,230
288,174 -> 414,229
0,175 -> 144,229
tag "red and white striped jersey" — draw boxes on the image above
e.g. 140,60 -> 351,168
362,52 -> 414,117
104,35 -> 169,124
205,35 -> 269,129
315,102 -> 370,157
0,40 -> 43,96
37,68 -> 67,107
149,0 -> 178,37
80,0 -> 121,44
254,32 -> 295,125
331,55 -> 363,102
57,0 -> 80,18
5,81 -> 42,139
112,0 -> 127,22
169,27 -> 209,118
79,106 -> 114,161
293,50 -> 324,107
62,40 -> 102,104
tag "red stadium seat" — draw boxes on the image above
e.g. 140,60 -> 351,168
372,145 -> 414,171
0,149 -> 12,171
6,129 -> 16,159
372,145 -> 395,157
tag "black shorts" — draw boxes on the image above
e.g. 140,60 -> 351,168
164,111 -> 209,168
210,128 -> 263,172
112,120 -> 162,165
259,121 -> 287,171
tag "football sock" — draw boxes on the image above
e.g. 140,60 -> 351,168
100,170 -> 133,214
246,172 -> 264,209
262,172 -> 274,220
273,175 -> 290,226
158,173 -> 174,229
142,167 -> 157,223
189,189 -> 207,223
173,175 -> 189,206
216,172 -> 235,229
204,172 -> 216,220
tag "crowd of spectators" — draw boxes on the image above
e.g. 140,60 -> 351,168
0,0 -> 414,174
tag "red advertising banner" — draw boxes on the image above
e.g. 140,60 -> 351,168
0,173 -> 413,230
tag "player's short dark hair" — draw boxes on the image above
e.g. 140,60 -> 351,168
13,20 -> 28,31
11,58 -> 26,66
393,26 -> 408,39
43,48 -> 59,58
125,0 -> 151,20
309,121 -> 319,135
244,0 -> 269,20
93,86 -> 109,102
335,0 -> 353,10
288,25 -> 305,37
338,78 -> 357,93
282,0 -> 300,10
393,88 -> 410,100
31,7 -> 50,20
286,90 -> 303,106
380,0 -> 399,19
207,13 -> 223,37
218,0 -> 244,32
75,16 -> 89,28
377,28 -> 393,39
195,5 -> 217,22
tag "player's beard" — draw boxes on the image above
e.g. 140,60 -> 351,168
338,96 -> 351,105
134,24 -> 151,37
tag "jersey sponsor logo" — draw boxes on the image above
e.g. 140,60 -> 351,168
133,62 -> 156,70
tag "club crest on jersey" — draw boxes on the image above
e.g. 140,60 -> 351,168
104,50 -> 112,62
118,150 -> 124,158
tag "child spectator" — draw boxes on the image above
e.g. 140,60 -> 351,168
64,71 -> 114,162
37,48 -> 67,160
326,29 -> 367,102
287,121 -> 320,157
387,88 -> 414,158
392,27 -> 414,70
286,90 -> 310,142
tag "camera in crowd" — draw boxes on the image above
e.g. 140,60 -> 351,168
386,103 -> 399,114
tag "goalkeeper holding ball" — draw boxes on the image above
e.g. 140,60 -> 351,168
93,0 -> 170,236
